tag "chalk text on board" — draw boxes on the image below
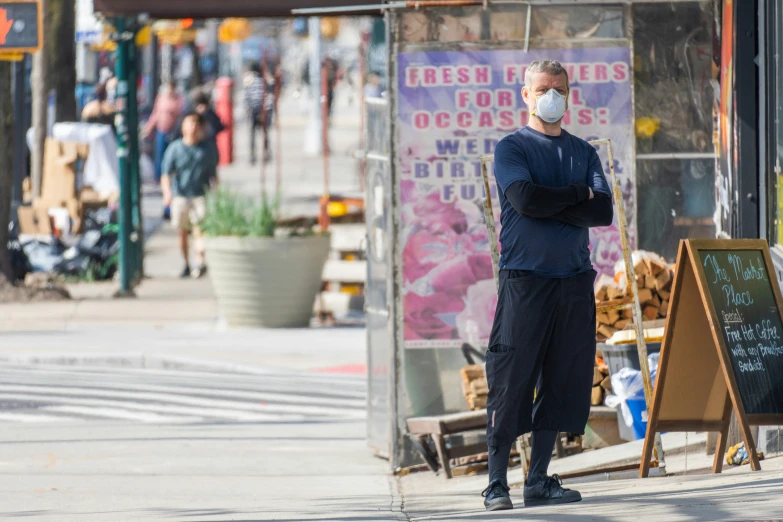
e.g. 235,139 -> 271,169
728,253 -> 767,282
704,254 -> 730,284
723,284 -> 755,308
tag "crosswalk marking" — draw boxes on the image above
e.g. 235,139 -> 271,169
0,412 -> 75,423
41,405 -> 203,423
0,364 -> 367,425
0,392 -> 300,422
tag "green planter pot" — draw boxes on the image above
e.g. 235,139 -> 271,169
203,234 -> 331,328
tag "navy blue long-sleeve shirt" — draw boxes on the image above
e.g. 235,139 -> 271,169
494,126 -> 613,278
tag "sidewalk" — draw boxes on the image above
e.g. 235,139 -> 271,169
0,89 -> 366,374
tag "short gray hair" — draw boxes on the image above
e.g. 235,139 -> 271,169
524,59 -> 569,89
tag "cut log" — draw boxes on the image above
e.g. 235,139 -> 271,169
470,379 -> 489,396
614,319 -> 629,330
600,376 -> 612,390
469,395 -> 488,410
593,366 -> 604,386
644,274 -> 656,289
596,312 -> 611,325
597,324 -> 617,339
659,300 -> 669,318
654,268 -> 671,290
637,288 -> 653,304
607,310 -> 620,325
622,308 -> 634,319
635,274 -> 645,288
596,333 -> 608,342
607,284 -> 625,300
591,386 -> 605,406
645,257 -> 667,276
634,260 -> 649,276
643,305 -> 659,321
657,288 -> 671,300
461,365 -> 485,382
648,294 -> 662,309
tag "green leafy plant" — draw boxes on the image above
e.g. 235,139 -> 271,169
200,187 -> 279,238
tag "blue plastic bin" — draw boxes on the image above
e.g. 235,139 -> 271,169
625,396 -> 648,440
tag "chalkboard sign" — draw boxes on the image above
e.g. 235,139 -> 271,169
641,239 -> 783,478
698,249 -> 783,416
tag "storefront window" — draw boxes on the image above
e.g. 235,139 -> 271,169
633,1 -> 717,259
773,2 -> 783,247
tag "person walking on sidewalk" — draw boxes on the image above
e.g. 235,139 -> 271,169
244,62 -> 275,165
161,112 -> 219,279
144,80 -> 185,184
481,59 -> 614,511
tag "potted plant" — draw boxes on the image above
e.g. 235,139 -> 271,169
200,188 -> 330,328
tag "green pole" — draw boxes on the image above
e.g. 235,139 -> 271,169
128,31 -> 142,283
114,17 -> 134,297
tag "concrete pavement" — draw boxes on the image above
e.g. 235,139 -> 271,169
4,88 -> 783,521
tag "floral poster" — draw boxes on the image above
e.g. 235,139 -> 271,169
398,47 -> 634,348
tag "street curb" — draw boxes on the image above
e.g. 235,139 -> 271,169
0,352 -> 363,380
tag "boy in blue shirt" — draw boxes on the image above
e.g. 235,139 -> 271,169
161,112 -> 219,279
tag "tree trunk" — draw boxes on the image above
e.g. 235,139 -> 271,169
48,0 -> 77,122
0,61 -> 14,282
188,42 -> 202,88
30,0 -> 50,199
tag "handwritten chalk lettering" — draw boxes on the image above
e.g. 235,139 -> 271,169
731,345 -> 748,358
723,284 -> 754,308
739,358 -> 765,373
748,346 -> 759,356
725,325 -> 743,344
740,323 -> 757,341
758,341 -> 783,357
704,254 -> 731,284
722,309 -> 745,323
756,319 -> 781,340
729,253 -> 768,282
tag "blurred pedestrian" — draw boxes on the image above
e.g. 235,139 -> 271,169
161,112 -> 219,279
144,80 -> 185,184
363,72 -> 382,99
244,62 -> 275,165
81,83 -> 115,126
172,88 -> 225,145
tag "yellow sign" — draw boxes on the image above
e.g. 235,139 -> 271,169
218,18 -> 251,43
0,50 -> 23,60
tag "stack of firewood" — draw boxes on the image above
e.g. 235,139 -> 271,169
461,364 -> 488,410
594,253 -> 674,342
592,350 -> 612,406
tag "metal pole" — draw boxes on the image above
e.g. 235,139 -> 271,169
319,59 -> 330,232
274,59 -> 282,202
304,17 -> 322,155
114,17 -> 135,297
11,59 -> 25,204
128,28 -> 143,282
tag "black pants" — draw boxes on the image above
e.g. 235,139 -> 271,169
249,110 -> 273,164
486,269 -> 597,448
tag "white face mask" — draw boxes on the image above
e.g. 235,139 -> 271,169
532,88 -> 567,124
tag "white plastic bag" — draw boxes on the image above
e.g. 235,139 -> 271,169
604,367 -> 645,427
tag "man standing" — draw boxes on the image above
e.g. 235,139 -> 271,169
481,60 -> 614,511
161,112 -> 219,279
244,62 -> 275,165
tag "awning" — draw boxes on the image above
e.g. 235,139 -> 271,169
92,0 -> 383,19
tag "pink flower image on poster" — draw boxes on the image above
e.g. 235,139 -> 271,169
398,48 -> 634,348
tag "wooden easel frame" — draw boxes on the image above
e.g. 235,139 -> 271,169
479,138 -> 666,473
640,238 -> 783,476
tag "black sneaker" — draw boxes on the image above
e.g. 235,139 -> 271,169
481,480 -> 513,511
180,265 -> 191,279
191,264 -> 208,279
523,474 -> 581,507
